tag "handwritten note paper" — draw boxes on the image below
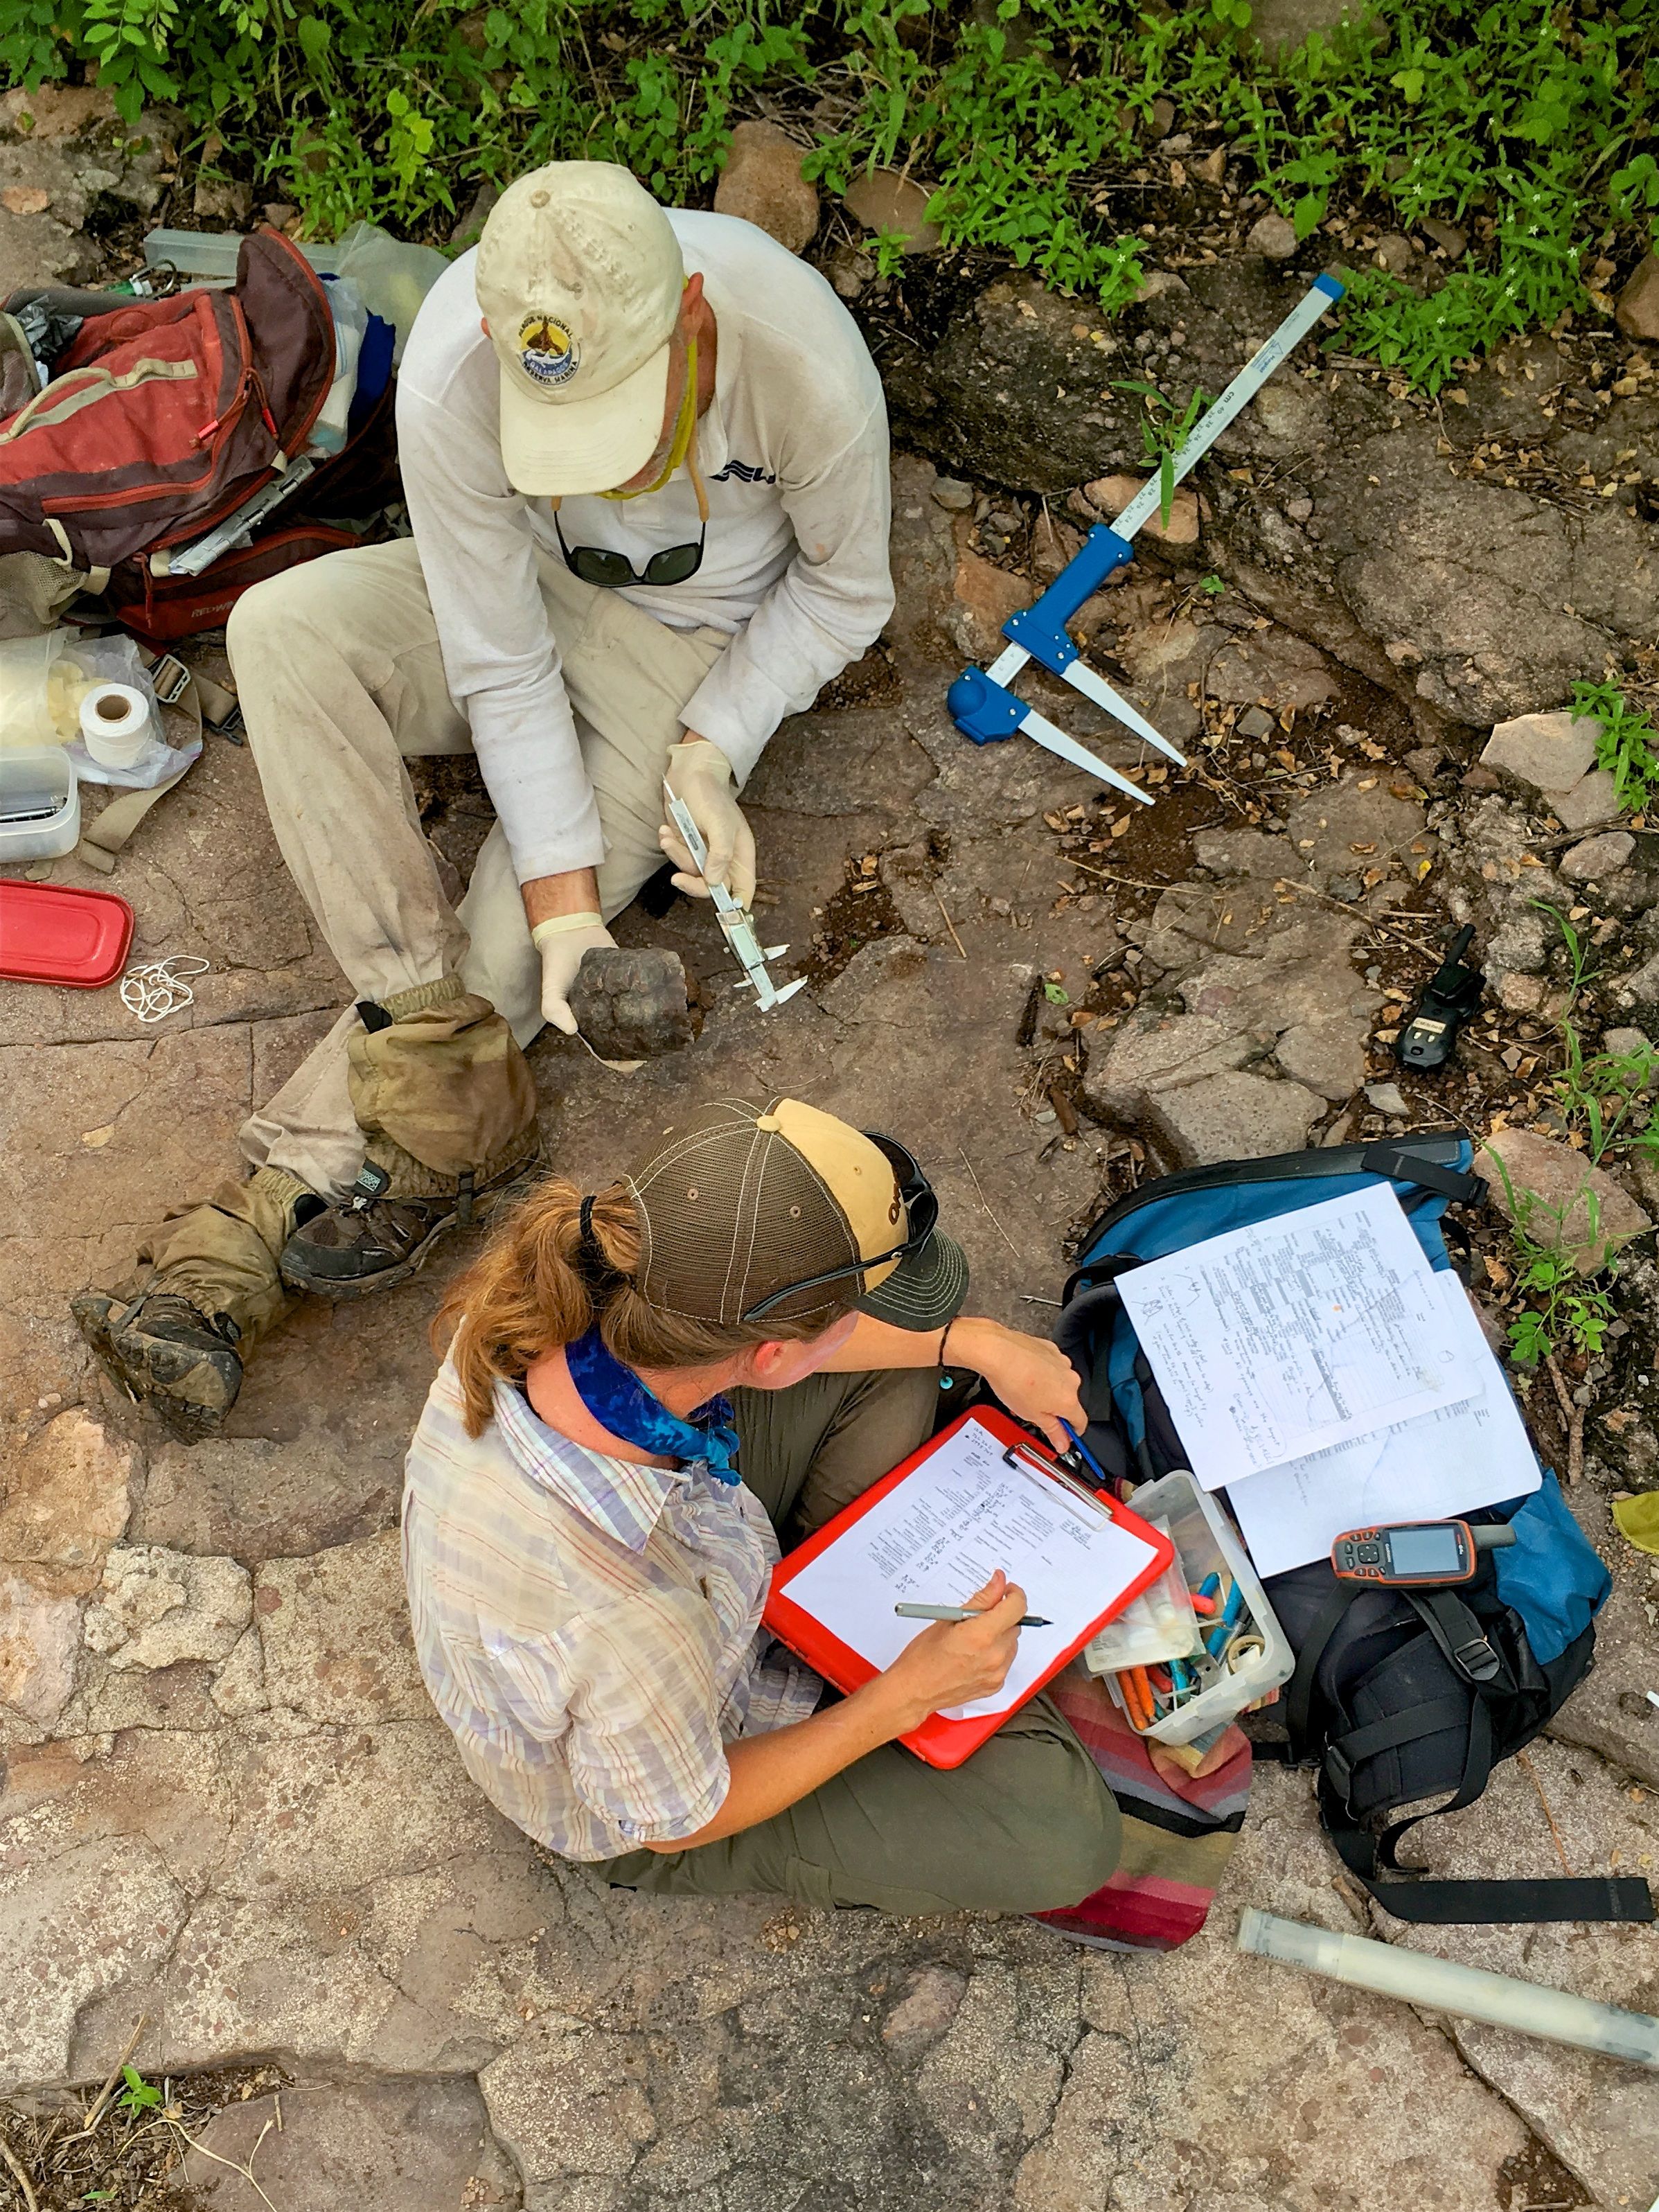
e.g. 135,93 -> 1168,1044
782,1421 -> 1161,1720
1226,1273 -> 1540,1577
1116,1185 -> 1478,1490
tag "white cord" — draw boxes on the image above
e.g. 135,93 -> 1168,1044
120,955 -> 209,1022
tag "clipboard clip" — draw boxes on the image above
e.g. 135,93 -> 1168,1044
1000,1440 -> 1115,1519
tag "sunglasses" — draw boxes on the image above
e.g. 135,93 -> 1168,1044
554,509 -> 707,590
740,1133 -> 940,1324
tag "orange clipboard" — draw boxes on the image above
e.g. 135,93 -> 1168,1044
763,1404 -> 1174,1769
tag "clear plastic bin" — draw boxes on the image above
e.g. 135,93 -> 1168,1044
1100,1469 -> 1294,1746
1083,1523 -> 1203,1671
0,745 -> 80,861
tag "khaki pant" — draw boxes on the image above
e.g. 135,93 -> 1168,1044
590,1369 -> 1121,1915
226,536 -> 727,1203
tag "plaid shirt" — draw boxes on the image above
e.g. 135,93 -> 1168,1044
402,1359 -> 821,1861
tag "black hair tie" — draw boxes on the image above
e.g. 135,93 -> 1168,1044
576,1194 -> 620,1286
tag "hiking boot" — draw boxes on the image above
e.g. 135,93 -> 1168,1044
278,1142 -> 536,1299
283,975 -> 542,1298
72,1289 -> 247,1447
71,1166 -> 318,1444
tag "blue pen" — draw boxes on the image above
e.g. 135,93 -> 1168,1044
1204,1580 -> 1245,1658
1059,1419 -> 1112,1489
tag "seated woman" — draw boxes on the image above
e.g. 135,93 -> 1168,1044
402,1093 -> 1120,1915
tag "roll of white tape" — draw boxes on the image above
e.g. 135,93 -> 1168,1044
80,682 -> 155,768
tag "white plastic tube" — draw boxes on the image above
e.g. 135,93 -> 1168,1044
1237,1909 -> 1659,2070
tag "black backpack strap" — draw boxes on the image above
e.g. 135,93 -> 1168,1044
1318,1592 -> 1653,1924
1284,1582 -> 1359,1755
1356,1142 -> 1488,1207
1320,1765 -> 1655,1924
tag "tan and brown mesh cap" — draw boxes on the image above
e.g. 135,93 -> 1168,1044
624,1095 -> 968,1331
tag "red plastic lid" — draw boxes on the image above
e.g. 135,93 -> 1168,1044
0,877 -> 135,989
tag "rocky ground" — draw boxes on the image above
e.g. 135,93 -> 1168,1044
5,77 -> 1659,2212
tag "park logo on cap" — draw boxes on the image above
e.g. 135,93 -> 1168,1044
516,312 -> 579,389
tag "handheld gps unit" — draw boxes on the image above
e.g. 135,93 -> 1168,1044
1331,1519 -> 1516,1586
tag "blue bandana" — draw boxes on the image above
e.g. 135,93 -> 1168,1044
564,1327 -> 742,1484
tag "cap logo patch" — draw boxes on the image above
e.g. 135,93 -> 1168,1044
517,312 -> 578,388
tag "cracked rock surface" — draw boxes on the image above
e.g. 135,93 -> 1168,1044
3,412 -> 1657,2202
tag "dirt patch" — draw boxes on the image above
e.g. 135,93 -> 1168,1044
1,2061 -> 285,2211
1495,2131 -> 1592,2211
799,851 -> 907,986
811,640 -> 905,711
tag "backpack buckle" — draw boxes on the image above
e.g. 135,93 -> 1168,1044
1453,1632 -> 1502,1683
1324,1746 -> 1354,1800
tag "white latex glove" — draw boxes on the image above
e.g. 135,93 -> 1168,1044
659,738 -> 756,910
532,911 -> 615,1036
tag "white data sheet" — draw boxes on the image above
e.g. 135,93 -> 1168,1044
1227,1273 -> 1541,1577
782,1419 -> 1162,1721
1116,1185 -> 1478,1490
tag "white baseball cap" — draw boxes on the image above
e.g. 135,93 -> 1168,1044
475,161 -> 685,497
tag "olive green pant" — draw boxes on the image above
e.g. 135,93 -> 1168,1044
591,1368 -> 1121,1915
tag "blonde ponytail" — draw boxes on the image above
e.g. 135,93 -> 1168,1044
436,1173 -> 839,1436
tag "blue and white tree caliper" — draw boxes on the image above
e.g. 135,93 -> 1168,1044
946,272 -> 1346,804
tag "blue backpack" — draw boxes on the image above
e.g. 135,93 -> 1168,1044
1057,1131 -> 1651,1928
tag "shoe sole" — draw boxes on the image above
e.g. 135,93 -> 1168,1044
70,1291 -> 240,1447
278,1155 -> 539,1302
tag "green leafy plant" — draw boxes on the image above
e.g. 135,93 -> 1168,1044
1496,904 -> 1659,1365
115,2064 -> 162,2119
1,0 -> 1655,391
1571,677 -> 1659,818
1503,1223 -> 1617,1369
1113,378 -> 1211,524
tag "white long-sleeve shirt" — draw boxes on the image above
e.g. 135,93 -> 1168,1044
396,211 -> 895,885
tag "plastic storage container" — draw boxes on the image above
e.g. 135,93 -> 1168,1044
1098,1469 -> 1294,1745
0,744 -> 80,862
0,629 -> 82,748
1083,1530 -> 1202,1671
0,879 -> 134,986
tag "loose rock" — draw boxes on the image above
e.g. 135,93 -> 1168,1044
882,1964 -> 968,2065
1085,470 -> 1200,546
1245,211 -> 1299,259
1146,1068 -> 1322,1165
1479,1127 -> 1653,1275
1559,829 -> 1635,882
1480,709 -> 1600,799
1419,215 -> 1467,260
931,476 -> 974,512
844,167 -> 941,253
1615,250 -> 1659,342
181,2078 -> 524,2212
1275,1018 -> 1366,1100
568,946 -> 698,1061
1081,1011 -> 1252,1123
1030,511 -> 1082,582
713,121 -> 819,255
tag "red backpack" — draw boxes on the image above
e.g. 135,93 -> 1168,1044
0,229 -> 335,575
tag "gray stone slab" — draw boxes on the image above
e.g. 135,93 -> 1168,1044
1146,1068 -> 1323,1166
181,2076 -> 524,2211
